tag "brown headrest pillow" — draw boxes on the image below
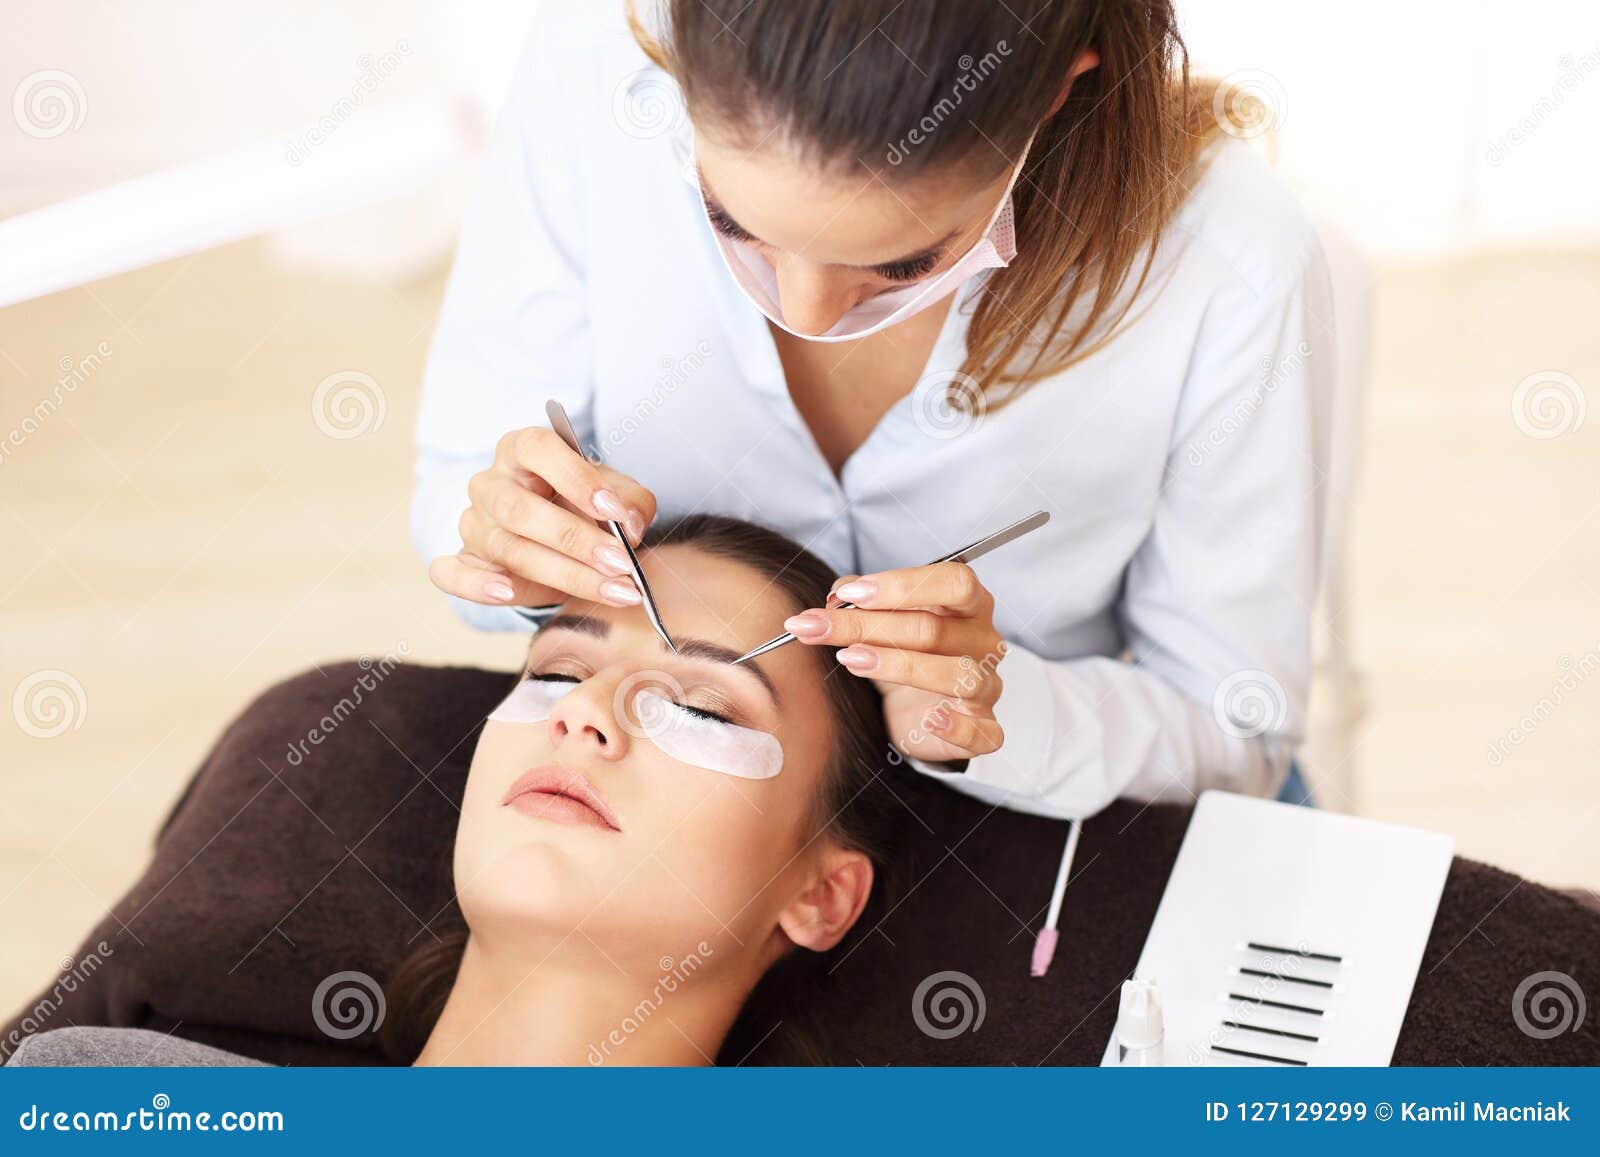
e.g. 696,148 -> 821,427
5,663 -> 1597,1065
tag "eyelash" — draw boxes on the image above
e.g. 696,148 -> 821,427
706,200 -> 936,282
873,253 -> 940,282
705,205 -> 754,243
674,702 -> 735,725
526,671 -> 735,727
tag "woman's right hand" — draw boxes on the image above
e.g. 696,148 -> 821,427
428,426 -> 657,610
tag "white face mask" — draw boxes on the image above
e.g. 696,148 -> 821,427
488,677 -> 783,781
680,131 -> 1032,343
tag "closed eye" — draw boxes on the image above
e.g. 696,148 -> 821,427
872,252 -> 940,282
702,187 -> 943,279
530,670 -> 735,726
705,203 -> 755,244
673,701 -> 734,726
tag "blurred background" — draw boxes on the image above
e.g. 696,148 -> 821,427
2,0 -> 1597,1014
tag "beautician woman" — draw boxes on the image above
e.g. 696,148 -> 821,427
414,0 -> 1334,818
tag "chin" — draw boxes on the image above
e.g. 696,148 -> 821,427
455,840 -> 600,942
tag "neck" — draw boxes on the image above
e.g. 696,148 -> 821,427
414,932 -> 744,1067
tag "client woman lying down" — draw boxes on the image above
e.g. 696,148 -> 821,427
9,516 -> 915,1067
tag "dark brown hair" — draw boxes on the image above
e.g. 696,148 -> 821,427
631,0 -> 1223,406
382,514 -> 912,1064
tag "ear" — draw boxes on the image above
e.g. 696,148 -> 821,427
777,848 -> 874,953
1047,48 -> 1101,117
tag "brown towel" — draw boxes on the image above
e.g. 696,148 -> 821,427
5,662 -> 1597,1065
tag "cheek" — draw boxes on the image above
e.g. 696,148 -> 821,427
452,725 -> 620,936
456,719 -> 550,832
463,721 -> 533,793
647,771 -> 814,931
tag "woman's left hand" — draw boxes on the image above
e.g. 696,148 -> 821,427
781,562 -> 1007,763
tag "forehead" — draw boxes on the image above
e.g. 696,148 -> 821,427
546,540 -> 829,705
641,540 -> 806,651
692,122 -> 1009,267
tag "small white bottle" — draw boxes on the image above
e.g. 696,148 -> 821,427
1115,977 -> 1164,1066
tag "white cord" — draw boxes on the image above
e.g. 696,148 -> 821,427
1044,818 -> 1082,931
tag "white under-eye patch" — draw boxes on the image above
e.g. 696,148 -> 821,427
632,689 -> 783,780
486,678 -> 782,780
487,677 -> 574,723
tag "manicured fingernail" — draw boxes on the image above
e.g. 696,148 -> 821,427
784,611 -> 828,640
484,578 -> 515,602
624,511 -> 647,544
833,579 -> 877,604
593,489 -> 628,523
836,646 -> 877,673
599,577 -> 642,606
593,544 -> 631,576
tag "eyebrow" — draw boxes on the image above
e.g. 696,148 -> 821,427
700,182 -> 957,273
538,614 -> 781,706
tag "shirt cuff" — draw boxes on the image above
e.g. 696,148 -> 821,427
511,603 -> 563,627
445,596 -> 555,633
902,643 -> 1070,814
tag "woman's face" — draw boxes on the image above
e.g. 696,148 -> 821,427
692,122 -> 1013,337
454,541 -> 855,976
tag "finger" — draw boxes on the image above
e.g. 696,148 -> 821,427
784,605 -> 999,657
459,508 -> 643,608
468,472 -> 633,578
832,561 -> 992,617
498,426 -> 651,540
594,464 -> 658,536
835,645 -> 1003,705
429,552 -> 551,607
919,702 -> 1004,757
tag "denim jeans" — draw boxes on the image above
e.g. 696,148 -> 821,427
1276,761 -> 1315,807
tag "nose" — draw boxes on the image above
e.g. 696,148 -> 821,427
546,682 -> 629,763
772,256 -> 866,337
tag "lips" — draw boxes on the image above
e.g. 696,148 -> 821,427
500,764 -> 621,833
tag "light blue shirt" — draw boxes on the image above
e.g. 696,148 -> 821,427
412,4 -> 1336,819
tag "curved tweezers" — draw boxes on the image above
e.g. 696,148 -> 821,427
545,400 -> 678,655
731,509 -> 1051,665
